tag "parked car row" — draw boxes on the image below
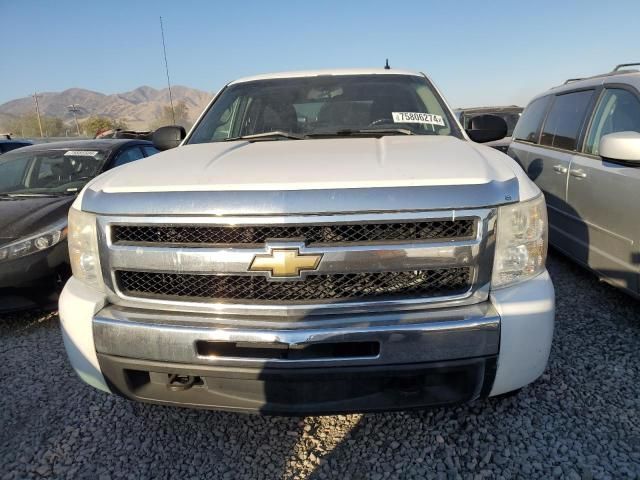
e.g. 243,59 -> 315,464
0,139 -> 158,310
2,63 -> 638,416
509,63 -> 640,297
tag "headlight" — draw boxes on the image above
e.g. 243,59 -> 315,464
0,221 -> 67,262
492,194 -> 548,289
68,208 -> 103,289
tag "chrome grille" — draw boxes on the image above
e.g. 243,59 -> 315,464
99,209 -> 496,315
111,219 -> 475,246
116,268 -> 472,303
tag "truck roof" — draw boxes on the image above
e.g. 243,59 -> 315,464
229,68 -> 425,85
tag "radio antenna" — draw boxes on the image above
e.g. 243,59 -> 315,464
159,16 -> 176,124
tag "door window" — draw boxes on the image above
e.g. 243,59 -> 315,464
540,90 -> 594,151
584,88 -> 640,155
142,146 -> 160,157
111,147 -> 145,168
512,96 -> 551,143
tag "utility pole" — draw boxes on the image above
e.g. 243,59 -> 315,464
159,16 -> 176,124
32,92 -> 44,138
67,104 -> 82,136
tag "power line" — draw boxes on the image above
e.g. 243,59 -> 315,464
159,16 -> 176,124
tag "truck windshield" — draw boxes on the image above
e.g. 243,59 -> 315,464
0,149 -> 107,196
188,74 -> 459,143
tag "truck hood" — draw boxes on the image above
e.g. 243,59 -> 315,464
93,136 -> 515,191
81,136 -> 537,215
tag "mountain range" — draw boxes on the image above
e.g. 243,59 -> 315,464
0,85 -> 213,131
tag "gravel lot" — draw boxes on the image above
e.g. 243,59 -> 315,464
1,251 -> 639,480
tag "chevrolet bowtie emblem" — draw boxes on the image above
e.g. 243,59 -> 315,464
249,248 -> 322,278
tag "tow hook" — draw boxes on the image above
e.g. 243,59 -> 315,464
167,374 -> 196,392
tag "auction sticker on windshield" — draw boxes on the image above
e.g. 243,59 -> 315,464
392,112 -> 445,126
64,150 -> 99,157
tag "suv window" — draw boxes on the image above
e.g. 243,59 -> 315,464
512,96 -> 550,143
540,91 -> 594,151
584,88 -> 640,156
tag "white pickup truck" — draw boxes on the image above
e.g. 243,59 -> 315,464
60,68 -> 554,414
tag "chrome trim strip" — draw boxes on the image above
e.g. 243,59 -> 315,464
105,284 -> 490,317
97,208 -> 496,317
93,302 -> 500,368
98,209 -> 484,227
82,181 -> 518,216
106,240 -> 479,276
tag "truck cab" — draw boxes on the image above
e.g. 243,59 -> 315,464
59,69 -> 554,414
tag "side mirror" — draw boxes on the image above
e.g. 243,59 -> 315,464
152,125 -> 186,151
599,131 -> 640,163
466,114 -> 508,143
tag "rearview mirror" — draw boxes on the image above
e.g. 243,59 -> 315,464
152,125 -> 186,151
599,131 -> 640,163
465,114 -> 508,143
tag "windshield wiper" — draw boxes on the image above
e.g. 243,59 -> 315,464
224,131 -> 304,142
306,128 -> 414,138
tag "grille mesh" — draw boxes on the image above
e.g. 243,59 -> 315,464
117,268 -> 471,303
112,220 -> 475,246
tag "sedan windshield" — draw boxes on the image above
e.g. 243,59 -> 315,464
188,74 -> 459,144
0,149 -> 107,195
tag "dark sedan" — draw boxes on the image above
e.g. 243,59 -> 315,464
0,139 -> 158,310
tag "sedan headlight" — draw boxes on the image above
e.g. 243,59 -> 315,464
0,221 -> 68,262
68,208 -> 103,289
492,194 -> 548,289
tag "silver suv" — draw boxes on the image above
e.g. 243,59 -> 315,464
509,63 -> 640,297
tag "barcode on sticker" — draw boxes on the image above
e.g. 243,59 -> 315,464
392,112 -> 445,126
64,150 -> 99,157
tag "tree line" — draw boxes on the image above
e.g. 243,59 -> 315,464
0,101 -> 191,138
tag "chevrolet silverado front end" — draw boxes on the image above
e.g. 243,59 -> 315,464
59,69 -> 554,414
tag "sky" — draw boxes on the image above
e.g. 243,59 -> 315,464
2,0 -> 639,109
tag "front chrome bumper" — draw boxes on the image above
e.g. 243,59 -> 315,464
59,271 -> 555,413
93,302 -> 500,369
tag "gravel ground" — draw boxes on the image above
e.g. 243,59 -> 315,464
1,251 -> 639,480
